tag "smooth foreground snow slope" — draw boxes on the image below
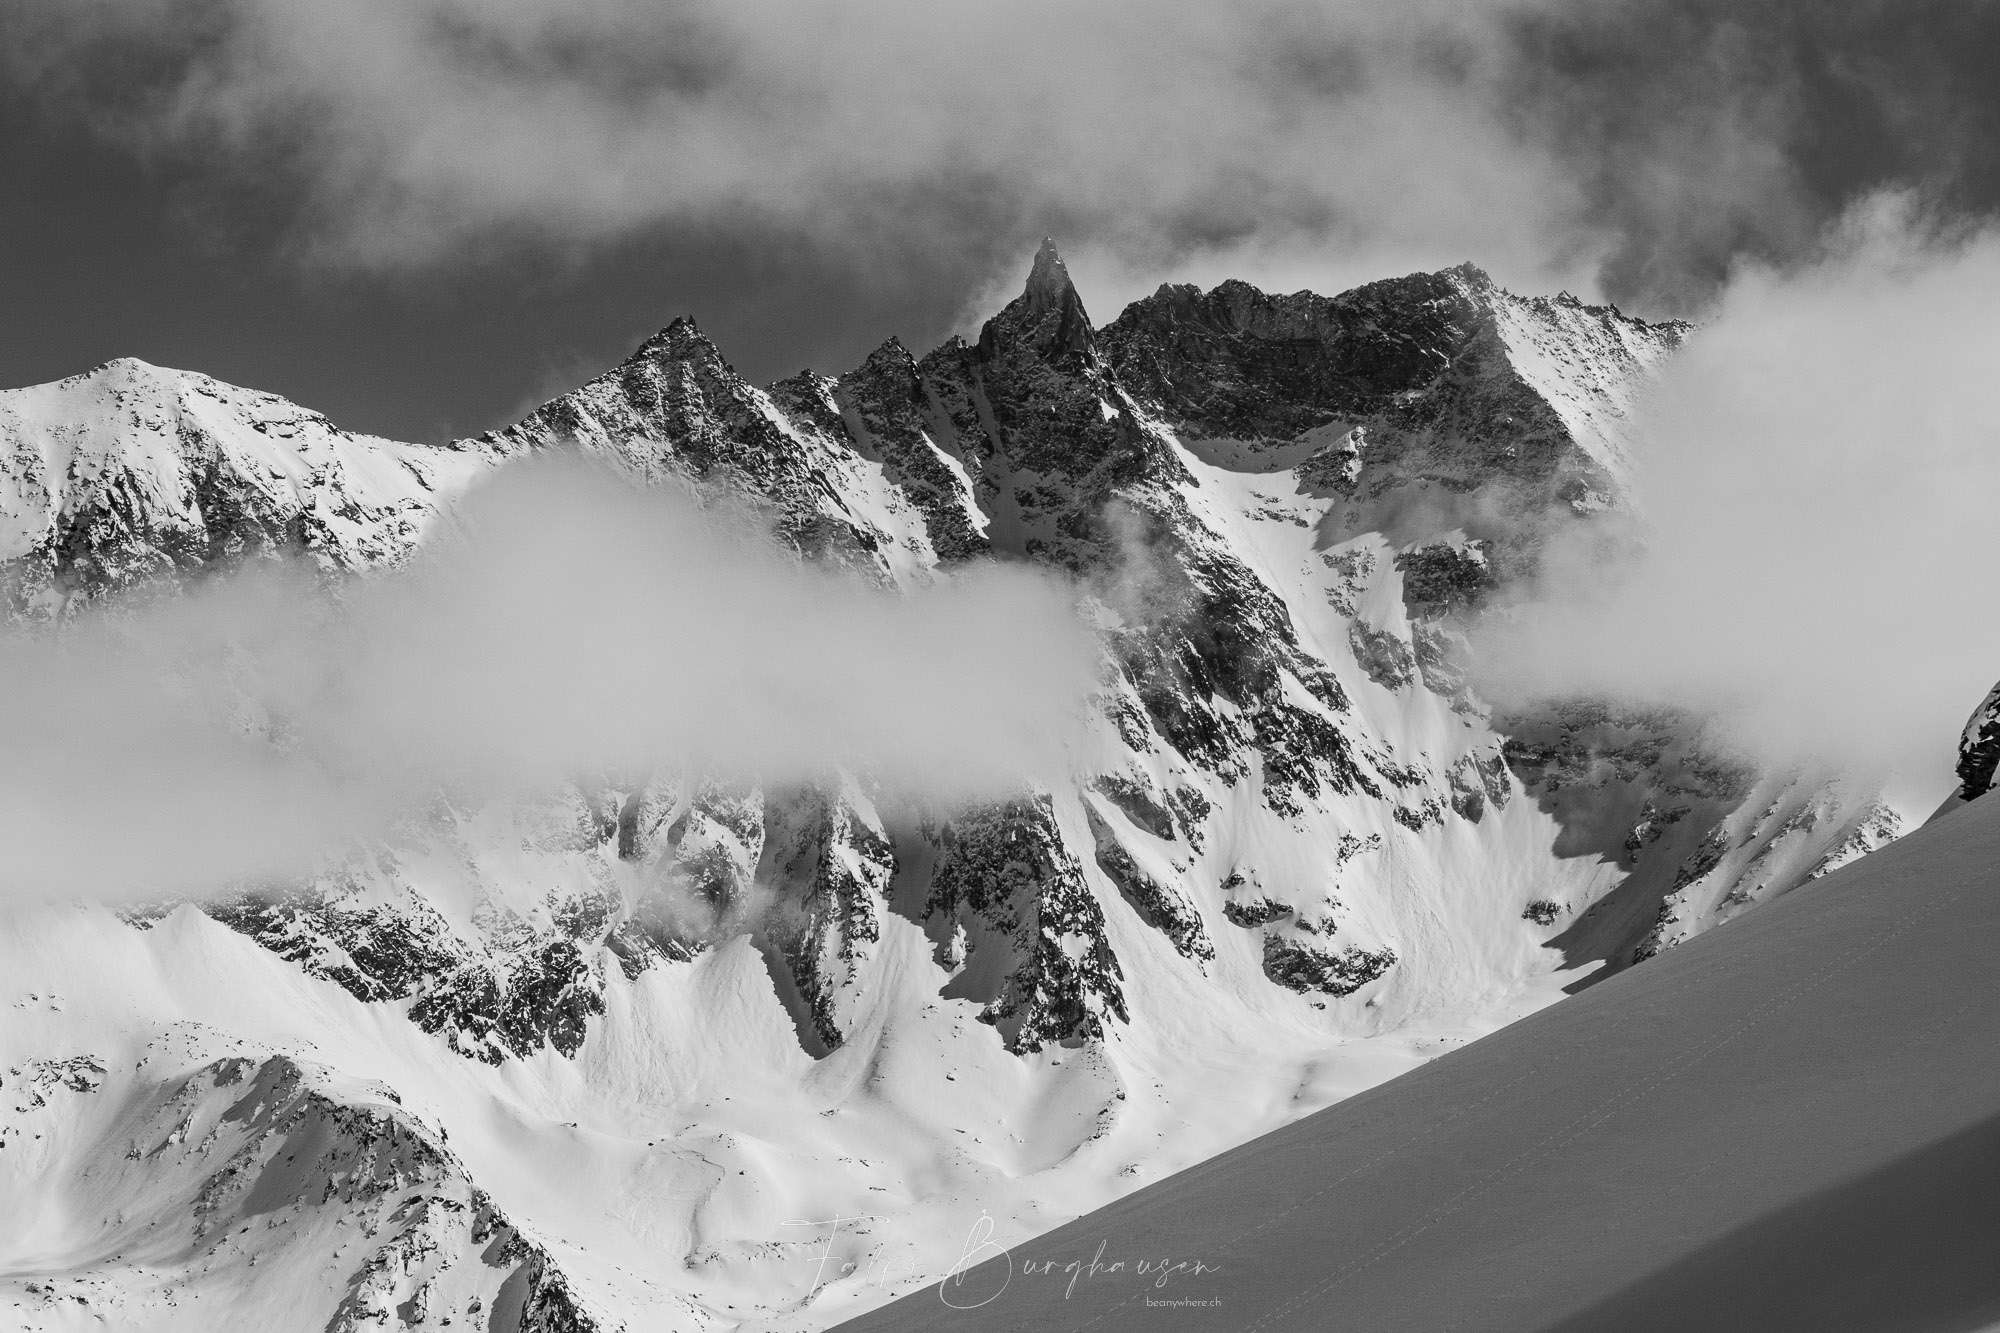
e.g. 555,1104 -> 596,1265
842,794 -> 2000,1332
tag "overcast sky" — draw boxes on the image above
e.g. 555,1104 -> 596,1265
4,0 -> 1999,441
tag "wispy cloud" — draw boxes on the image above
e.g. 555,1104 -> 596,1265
1478,194 -> 2000,799
0,459 -> 1104,899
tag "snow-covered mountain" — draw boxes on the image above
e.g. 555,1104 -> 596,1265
0,356 -> 493,614
0,247 -> 1902,1331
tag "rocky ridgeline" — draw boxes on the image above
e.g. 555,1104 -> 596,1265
0,243 -> 1897,1069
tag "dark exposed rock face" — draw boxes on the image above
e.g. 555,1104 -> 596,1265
1449,752 -> 1514,823
1084,805 -> 1214,965
1099,265 -> 1687,530
926,796 -> 1128,1052
1396,540 -> 1496,618
832,337 -> 988,561
1099,269 -> 1493,442
1522,900 -> 1563,927
762,786 -> 895,1052
1349,622 -> 1418,691
1222,896 -> 1293,928
1261,935 -> 1397,996
1957,682 -> 2000,802
133,865 -> 621,1066
1089,772 -> 1180,841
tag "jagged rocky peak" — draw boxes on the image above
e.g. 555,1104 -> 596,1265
981,236 -> 1097,363
834,336 -> 929,439
496,313 -> 744,452
495,312 -> 771,472
1023,236 -> 1077,311
833,335 -> 930,424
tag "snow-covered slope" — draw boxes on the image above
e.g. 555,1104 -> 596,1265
0,248 -> 1903,1331
839,779 -> 2000,1332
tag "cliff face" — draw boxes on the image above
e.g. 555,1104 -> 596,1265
0,252 -> 1896,1330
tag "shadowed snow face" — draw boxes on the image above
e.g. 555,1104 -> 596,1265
0,458 -> 1105,900
1477,197 -> 2000,801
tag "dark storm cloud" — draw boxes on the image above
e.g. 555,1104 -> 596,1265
3,0 -> 1999,438
1501,0 -> 2000,310
0,2 -> 1584,288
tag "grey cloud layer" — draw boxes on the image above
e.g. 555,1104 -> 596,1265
10,0 -> 2000,357
9,1 -> 1568,288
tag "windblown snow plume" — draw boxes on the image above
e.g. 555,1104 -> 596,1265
1479,195 -> 2000,796
0,457 -> 1102,899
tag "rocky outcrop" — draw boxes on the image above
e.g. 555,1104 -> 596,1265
1083,804 -> 1214,965
762,785 -> 896,1052
1261,935 -> 1397,997
926,796 -> 1127,1052
1957,681 -> 2000,802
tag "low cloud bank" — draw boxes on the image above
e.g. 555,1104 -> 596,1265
1478,196 -> 2000,802
0,459 -> 1104,899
